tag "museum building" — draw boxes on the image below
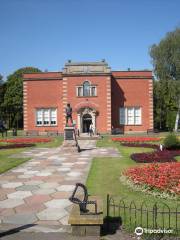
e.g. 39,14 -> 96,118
23,60 -> 153,134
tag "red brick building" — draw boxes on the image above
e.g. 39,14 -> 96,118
23,61 -> 153,134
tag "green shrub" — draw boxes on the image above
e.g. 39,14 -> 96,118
163,133 -> 180,149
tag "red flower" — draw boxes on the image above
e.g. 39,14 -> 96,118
131,150 -> 180,163
0,138 -> 52,144
112,137 -> 161,142
124,162 -> 180,195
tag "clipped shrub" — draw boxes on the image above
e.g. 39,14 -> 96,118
0,143 -> 35,149
163,133 -> 180,149
131,150 -> 179,163
121,143 -> 159,149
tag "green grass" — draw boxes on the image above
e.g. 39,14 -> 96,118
175,156 -> 180,162
0,130 -> 24,139
0,148 -> 30,174
34,136 -> 63,148
0,130 -> 63,147
87,136 -> 155,200
0,136 -> 63,174
86,136 -> 179,232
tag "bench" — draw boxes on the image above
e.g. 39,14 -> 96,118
111,128 -> 123,135
68,195 -> 103,236
147,129 -> 159,134
46,130 -> 59,136
26,130 -> 39,136
0,127 -> 7,137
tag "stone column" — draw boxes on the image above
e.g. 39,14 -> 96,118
77,113 -> 81,132
92,111 -> 96,134
62,77 -> 68,129
23,81 -> 28,131
148,79 -> 154,129
106,76 -> 112,133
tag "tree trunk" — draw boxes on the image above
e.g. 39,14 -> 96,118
174,99 -> 180,132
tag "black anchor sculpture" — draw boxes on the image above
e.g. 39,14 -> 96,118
69,183 -> 97,215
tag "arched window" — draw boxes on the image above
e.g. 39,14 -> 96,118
83,81 -> 90,96
76,81 -> 97,97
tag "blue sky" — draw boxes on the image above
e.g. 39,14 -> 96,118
0,0 -> 180,79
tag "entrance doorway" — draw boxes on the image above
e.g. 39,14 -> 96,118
82,114 -> 92,133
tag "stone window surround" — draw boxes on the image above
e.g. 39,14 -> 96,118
35,108 -> 57,126
119,106 -> 142,126
77,107 -> 97,133
76,81 -> 97,97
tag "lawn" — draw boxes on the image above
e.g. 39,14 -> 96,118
86,136 -> 180,233
87,137 -> 166,203
0,135 -> 63,174
0,148 -> 30,174
33,136 -> 63,148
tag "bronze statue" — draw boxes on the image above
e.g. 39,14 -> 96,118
65,103 -> 73,126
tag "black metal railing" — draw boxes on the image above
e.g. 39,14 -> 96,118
107,194 -> 180,239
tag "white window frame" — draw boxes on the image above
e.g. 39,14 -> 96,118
36,108 -> 57,126
43,109 -> 50,125
50,109 -> 57,125
119,108 -> 126,125
134,107 -> 142,125
36,109 -> 43,126
119,107 -> 142,125
77,86 -> 83,97
76,81 -> 97,97
91,86 -> 97,96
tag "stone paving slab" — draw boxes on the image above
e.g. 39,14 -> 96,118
0,232 -> 100,240
1,231 -> 178,240
0,140 -> 120,233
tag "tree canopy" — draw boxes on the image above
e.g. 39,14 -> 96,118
150,27 -> 180,131
2,67 -> 41,128
0,75 -> 6,120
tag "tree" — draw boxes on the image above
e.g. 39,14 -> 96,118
150,28 -> 180,131
3,67 -> 41,129
0,75 -> 6,120
0,74 -> 4,103
0,74 -> 3,85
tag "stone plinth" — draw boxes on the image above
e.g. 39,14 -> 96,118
62,126 -> 80,152
68,196 -> 103,237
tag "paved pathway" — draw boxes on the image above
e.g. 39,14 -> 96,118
0,140 -> 119,234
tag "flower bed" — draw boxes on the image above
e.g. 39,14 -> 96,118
0,143 -> 35,149
112,137 -> 161,142
123,163 -> 180,195
120,142 -> 180,163
0,138 -> 52,144
131,150 -> 180,163
121,143 -> 159,149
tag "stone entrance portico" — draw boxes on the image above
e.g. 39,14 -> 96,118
77,108 -> 97,133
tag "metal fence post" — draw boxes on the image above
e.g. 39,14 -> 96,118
153,203 -> 158,230
107,194 -> 110,217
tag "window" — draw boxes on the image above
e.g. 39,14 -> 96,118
77,86 -> 83,96
127,108 -> 134,125
36,109 -> 43,125
91,86 -> 96,96
134,107 -> 141,125
36,108 -> 57,126
119,107 -> 141,125
119,108 -> 125,125
77,81 -> 97,97
50,109 -> 57,125
43,109 -> 50,125
83,81 -> 90,96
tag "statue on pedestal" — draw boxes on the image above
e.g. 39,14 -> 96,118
63,103 -> 80,152
65,103 -> 73,126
